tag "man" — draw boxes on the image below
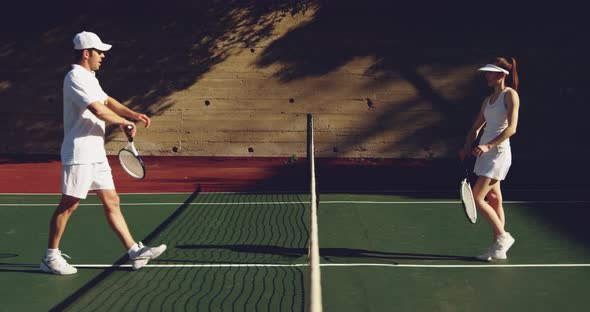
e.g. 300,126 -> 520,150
40,31 -> 166,275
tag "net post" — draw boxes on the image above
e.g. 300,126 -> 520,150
307,113 -> 323,312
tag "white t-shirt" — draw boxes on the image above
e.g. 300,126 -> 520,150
60,64 -> 109,165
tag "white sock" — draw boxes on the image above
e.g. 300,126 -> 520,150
45,248 -> 59,258
127,243 -> 140,258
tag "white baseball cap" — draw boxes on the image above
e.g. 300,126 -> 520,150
478,64 -> 509,75
73,31 -> 112,51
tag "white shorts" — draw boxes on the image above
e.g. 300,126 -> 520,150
62,162 -> 115,199
474,145 -> 512,181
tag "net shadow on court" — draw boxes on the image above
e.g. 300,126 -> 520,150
48,189 -> 315,312
49,186 -> 202,312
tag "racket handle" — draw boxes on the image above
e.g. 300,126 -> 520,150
125,125 -> 134,142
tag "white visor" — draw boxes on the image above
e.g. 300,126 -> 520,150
478,64 -> 509,75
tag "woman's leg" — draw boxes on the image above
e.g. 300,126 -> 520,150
486,182 -> 505,229
472,176 -> 505,237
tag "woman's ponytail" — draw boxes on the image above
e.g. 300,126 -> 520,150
510,57 -> 518,91
491,57 -> 519,90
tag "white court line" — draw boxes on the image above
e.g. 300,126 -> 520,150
321,263 -> 590,268
0,202 -> 308,207
0,188 -> 588,196
323,200 -> 590,204
1,200 -> 589,207
2,263 -> 590,268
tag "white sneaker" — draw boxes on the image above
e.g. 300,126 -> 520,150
130,242 -> 167,270
40,251 -> 78,275
495,232 -> 515,256
476,233 -> 515,261
476,244 -> 494,261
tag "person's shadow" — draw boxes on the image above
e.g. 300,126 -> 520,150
169,244 -> 479,263
0,253 -> 51,274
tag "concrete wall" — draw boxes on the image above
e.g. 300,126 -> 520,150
1,1 -> 587,159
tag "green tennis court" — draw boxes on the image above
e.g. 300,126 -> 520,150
1,190 -> 589,311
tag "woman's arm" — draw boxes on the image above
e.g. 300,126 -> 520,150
459,98 -> 487,160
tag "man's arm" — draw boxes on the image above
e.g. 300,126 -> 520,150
88,101 -> 135,127
105,97 -> 151,128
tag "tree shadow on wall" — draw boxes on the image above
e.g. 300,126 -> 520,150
0,0 -> 315,156
255,0 -> 590,159
2,1 -> 588,160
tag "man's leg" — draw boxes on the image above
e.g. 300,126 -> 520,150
41,194 -> 80,275
96,188 -> 167,270
95,189 -> 136,250
48,194 -> 80,249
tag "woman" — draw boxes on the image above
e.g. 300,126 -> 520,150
459,57 -> 520,261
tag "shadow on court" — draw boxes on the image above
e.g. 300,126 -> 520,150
0,253 -> 18,259
174,244 -> 478,263
0,254 -> 50,274
0,254 -> 45,274
48,186 -> 202,312
0,267 -> 49,274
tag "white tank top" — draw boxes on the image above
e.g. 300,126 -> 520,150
480,88 -> 510,147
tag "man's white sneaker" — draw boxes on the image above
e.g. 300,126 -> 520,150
40,251 -> 78,275
130,242 -> 167,270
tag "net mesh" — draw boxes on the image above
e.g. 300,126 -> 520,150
307,113 -> 323,312
118,150 -> 145,179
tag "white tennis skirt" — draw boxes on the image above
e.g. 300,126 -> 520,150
474,145 -> 512,181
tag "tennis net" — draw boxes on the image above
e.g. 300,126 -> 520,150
307,113 -> 323,312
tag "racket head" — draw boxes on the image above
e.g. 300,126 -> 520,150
460,178 -> 477,224
118,146 -> 145,179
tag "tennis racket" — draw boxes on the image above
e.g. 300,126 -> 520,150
118,125 -> 146,179
460,159 -> 477,224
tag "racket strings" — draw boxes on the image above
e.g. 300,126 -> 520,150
118,150 -> 145,178
461,181 -> 477,223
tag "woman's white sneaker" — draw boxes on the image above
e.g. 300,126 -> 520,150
495,232 -> 515,256
476,233 -> 515,261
